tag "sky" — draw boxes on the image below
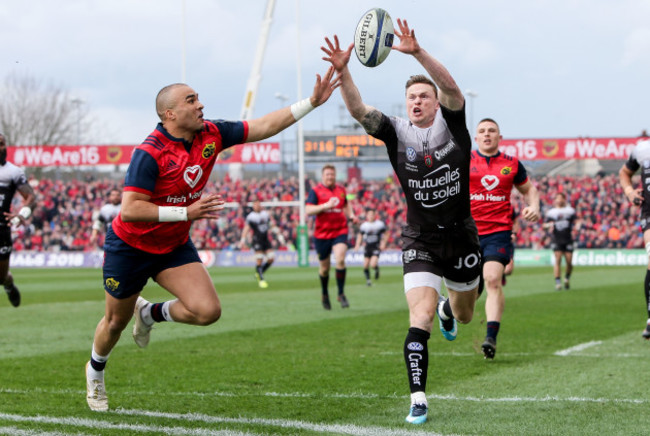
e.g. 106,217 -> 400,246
1,0 -> 649,145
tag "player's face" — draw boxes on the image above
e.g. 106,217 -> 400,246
475,121 -> 502,156
322,168 -> 336,187
405,83 -> 439,128
554,195 -> 566,208
170,86 -> 205,133
366,210 -> 375,221
108,190 -> 121,205
253,201 -> 261,212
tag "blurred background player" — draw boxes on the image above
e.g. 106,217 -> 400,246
0,133 -> 36,308
323,18 -> 482,425
502,209 -> 520,286
306,164 -> 354,309
470,118 -> 540,360
89,188 -> 122,247
354,208 -> 388,286
240,199 -> 280,288
619,137 -> 650,339
543,192 -> 576,290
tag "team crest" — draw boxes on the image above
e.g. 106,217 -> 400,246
424,155 -> 433,167
202,142 -> 216,159
105,278 -> 120,292
184,165 -> 203,188
542,140 -> 559,157
500,166 -> 512,175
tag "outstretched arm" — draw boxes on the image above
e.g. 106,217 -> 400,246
321,35 -> 384,134
392,18 -> 464,111
246,66 -> 340,143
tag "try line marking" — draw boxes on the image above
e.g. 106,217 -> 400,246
554,340 -> 603,356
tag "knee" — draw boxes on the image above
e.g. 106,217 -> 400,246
194,303 -> 222,326
455,310 -> 474,324
105,314 -> 131,334
411,307 -> 436,328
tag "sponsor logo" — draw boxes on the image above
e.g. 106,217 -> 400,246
403,249 -> 416,263
406,147 -> 417,162
183,165 -> 203,188
407,164 -> 461,208
202,142 -> 216,159
434,140 -> 455,160
408,353 -> 423,386
105,278 -> 120,292
542,140 -> 559,157
481,175 -> 499,191
407,342 -> 424,351
106,147 -> 122,163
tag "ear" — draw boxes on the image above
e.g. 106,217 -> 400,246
165,109 -> 175,121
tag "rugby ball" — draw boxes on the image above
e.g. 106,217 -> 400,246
354,8 -> 394,67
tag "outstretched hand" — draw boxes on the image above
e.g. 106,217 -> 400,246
392,18 -> 420,55
321,35 -> 354,72
310,65 -> 341,108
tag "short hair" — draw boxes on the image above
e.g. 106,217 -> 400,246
556,192 -> 566,200
155,83 -> 186,121
478,118 -> 500,130
405,75 -> 438,98
322,164 -> 336,173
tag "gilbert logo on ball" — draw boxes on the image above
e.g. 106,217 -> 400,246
354,8 -> 394,68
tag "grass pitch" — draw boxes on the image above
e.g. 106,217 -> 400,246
0,264 -> 649,435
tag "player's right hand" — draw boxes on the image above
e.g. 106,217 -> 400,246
187,194 -> 225,220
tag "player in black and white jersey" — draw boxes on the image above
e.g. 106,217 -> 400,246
543,192 -> 576,290
354,209 -> 388,286
240,200 -> 278,288
0,133 -> 36,307
323,18 -> 480,425
620,137 -> 650,339
89,188 -> 122,247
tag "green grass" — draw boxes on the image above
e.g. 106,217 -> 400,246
1,265 -> 649,435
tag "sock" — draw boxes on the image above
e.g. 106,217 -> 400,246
410,391 -> 427,407
90,345 -> 109,372
645,270 -> 650,319
261,262 -> 271,273
335,268 -> 346,296
374,266 -> 380,279
363,268 -> 370,280
404,327 -> 430,395
438,298 -> 454,321
555,277 -> 561,285
256,265 -> 264,280
319,274 -> 329,297
150,301 -> 175,323
477,274 -> 485,297
486,321 -> 501,342
565,273 -> 571,280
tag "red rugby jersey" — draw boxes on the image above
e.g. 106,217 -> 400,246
112,120 -> 247,254
469,150 -> 528,236
306,183 -> 348,239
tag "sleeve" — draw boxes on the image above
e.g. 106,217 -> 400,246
625,151 -> 640,173
440,103 -> 472,151
513,161 -> 529,186
369,113 -> 398,162
207,120 -> 248,149
124,148 -> 159,194
13,167 -> 28,188
306,189 -> 318,205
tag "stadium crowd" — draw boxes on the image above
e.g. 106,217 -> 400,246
11,172 -> 643,252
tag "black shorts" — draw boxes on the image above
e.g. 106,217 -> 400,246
401,217 -> 481,284
102,227 -> 202,299
252,237 -> 272,252
364,242 -> 381,258
314,234 -> 348,261
0,226 -> 12,261
550,241 -> 574,252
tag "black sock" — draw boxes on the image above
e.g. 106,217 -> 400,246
90,357 -> 106,372
319,274 -> 329,297
256,265 -> 264,279
645,270 -> 650,319
262,262 -> 271,273
150,303 -> 168,323
486,321 -> 500,342
404,327 -> 430,394
363,268 -> 370,280
374,266 -> 380,279
335,268 -> 346,296
477,274 -> 485,297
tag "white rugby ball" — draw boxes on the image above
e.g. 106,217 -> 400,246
354,8 -> 394,68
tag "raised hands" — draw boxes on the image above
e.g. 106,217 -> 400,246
321,35 -> 354,72
392,18 -> 420,55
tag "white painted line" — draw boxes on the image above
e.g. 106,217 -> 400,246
554,340 -> 603,356
116,408 -> 445,436
0,427 -> 82,436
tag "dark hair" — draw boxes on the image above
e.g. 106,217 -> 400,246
478,118 -> 500,130
405,75 -> 438,98
322,164 -> 336,173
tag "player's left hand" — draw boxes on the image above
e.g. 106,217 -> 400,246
309,66 -> 341,108
187,194 -> 225,221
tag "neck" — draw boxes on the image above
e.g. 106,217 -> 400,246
163,123 -> 195,143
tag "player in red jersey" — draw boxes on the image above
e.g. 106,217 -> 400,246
469,118 -> 540,359
85,68 -> 340,412
306,164 -> 355,309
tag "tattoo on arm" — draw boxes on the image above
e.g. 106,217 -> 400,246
361,110 -> 382,134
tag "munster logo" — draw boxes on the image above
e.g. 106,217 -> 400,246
202,142 -> 216,159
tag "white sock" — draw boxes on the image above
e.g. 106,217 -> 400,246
161,300 -> 175,322
140,302 -> 154,326
411,391 -> 427,406
91,345 -> 109,363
